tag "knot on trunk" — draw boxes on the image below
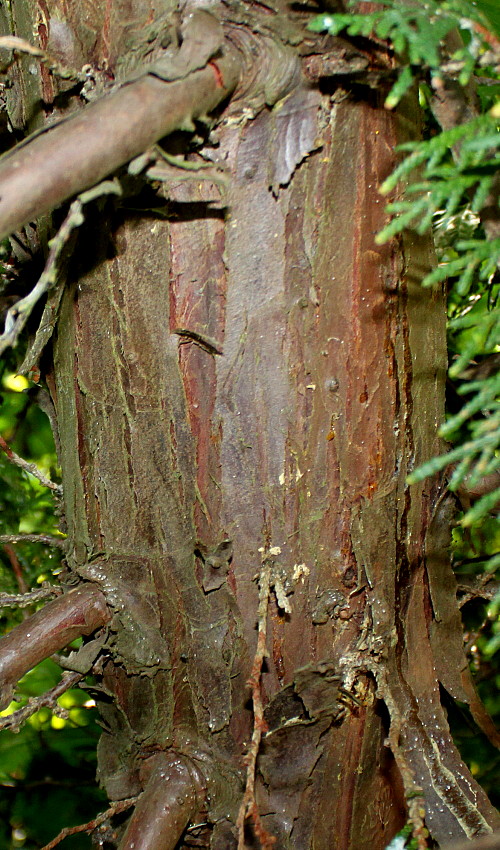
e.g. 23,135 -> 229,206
223,22 -> 302,113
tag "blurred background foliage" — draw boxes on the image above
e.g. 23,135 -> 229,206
0,0 -> 499,847
0,347 -> 106,849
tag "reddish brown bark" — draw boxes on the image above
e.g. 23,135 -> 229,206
0,0 -> 498,847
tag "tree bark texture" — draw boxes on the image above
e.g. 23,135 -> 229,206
2,0 -> 499,847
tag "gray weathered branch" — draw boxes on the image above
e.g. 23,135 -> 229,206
0,50 -> 240,241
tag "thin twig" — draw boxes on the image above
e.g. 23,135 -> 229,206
0,670 -> 83,732
2,543 -> 28,594
0,434 -> 63,495
0,583 -> 60,609
39,797 -> 137,850
0,180 -> 122,356
0,533 -> 67,549
236,547 -> 279,850
20,278 -> 68,374
0,35 -> 86,81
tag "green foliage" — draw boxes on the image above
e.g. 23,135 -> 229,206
0,366 -> 62,635
308,0 -> 498,107
0,662 -> 106,850
384,825 -> 419,850
484,592 -> 500,657
309,0 -> 499,535
376,115 -> 500,274
0,362 -> 105,848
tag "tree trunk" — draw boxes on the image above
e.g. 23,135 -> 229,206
1,0 -> 499,847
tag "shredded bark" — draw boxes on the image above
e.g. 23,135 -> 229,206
236,547 -> 281,850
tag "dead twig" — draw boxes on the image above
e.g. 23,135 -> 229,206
0,180 -> 122,357
2,543 -> 28,594
0,583 -> 60,609
0,434 -> 63,495
236,546 -> 280,850
39,797 -> 137,850
0,35 -> 85,81
0,533 -> 67,550
0,670 -> 82,731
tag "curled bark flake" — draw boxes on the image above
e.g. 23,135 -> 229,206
0,583 -> 110,710
267,87 -> 323,194
174,327 -> 224,357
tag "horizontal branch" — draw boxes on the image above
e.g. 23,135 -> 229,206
0,50 -> 240,241
0,533 -> 67,549
0,583 -> 110,710
0,583 -> 60,609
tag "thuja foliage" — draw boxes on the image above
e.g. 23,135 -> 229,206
308,0 -> 500,106
309,0 -> 499,537
309,0 -> 500,839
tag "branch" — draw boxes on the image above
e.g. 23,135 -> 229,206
1,543 -> 28,594
40,797 -> 137,850
119,753 -> 198,850
0,533 -> 67,549
0,41 -> 240,241
0,583 -> 60,609
0,35 -> 86,82
0,434 -> 63,495
0,180 -> 121,356
0,669 -> 82,732
0,583 -> 110,710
